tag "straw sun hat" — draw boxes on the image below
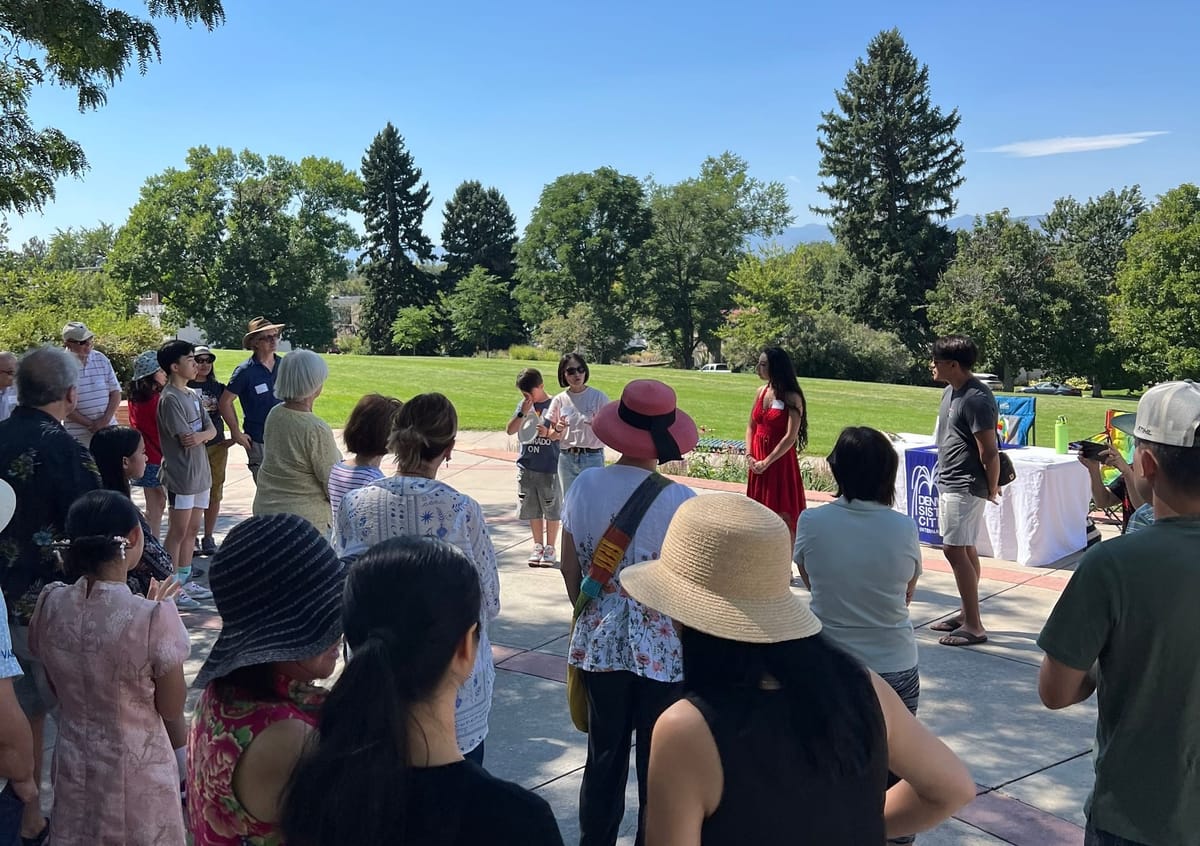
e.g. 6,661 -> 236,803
621,494 -> 822,644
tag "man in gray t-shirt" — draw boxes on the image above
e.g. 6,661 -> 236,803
929,335 -> 999,648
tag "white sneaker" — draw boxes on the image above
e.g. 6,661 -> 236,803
182,582 -> 213,601
175,592 -> 202,610
527,543 -> 544,567
540,546 -> 558,567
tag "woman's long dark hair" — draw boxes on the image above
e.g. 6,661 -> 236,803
762,347 -> 809,451
63,490 -> 141,582
90,426 -> 142,498
680,627 -> 881,776
126,374 -> 159,404
281,536 -> 482,846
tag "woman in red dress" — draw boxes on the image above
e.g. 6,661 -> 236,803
746,347 -> 809,537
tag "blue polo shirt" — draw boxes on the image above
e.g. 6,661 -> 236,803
226,354 -> 282,443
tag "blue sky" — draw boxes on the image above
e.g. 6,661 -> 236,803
7,0 -> 1196,245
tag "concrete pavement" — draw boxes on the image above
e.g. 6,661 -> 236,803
119,430 -> 1101,844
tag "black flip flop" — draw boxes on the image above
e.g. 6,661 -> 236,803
938,631 -> 988,647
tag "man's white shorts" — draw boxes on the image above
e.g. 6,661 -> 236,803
939,490 -> 985,547
170,490 -> 211,511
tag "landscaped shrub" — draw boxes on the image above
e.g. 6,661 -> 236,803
507,344 -> 561,362
0,308 -> 164,385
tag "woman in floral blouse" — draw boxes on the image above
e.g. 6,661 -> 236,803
187,514 -> 345,846
333,392 -> 499,764
559,380 -> 699,846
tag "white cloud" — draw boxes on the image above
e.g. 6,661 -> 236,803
982,131 -> 1168,158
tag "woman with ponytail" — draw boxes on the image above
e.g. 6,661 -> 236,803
27,490 -> 190,844
186,514 -> 345,846
281,536 -> 562,846
333,393 -> 499,763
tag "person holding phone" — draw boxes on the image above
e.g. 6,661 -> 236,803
1077,433 -> 1153,534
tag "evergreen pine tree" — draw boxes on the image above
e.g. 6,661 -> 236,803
359,123 -> 434,354
441,181 -> 518,285
814,29 -> 965,359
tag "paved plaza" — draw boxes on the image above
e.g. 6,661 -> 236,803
98,430 -> 1103,844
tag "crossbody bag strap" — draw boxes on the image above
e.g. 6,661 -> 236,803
573,472 -> 673,617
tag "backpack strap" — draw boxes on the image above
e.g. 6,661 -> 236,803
573,472 -> 673,617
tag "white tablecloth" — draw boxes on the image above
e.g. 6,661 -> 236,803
889,434 -> 1092,568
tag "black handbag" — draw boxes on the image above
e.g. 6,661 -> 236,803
998,450 -> 1017,487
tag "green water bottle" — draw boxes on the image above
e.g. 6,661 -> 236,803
1054,415 -> 1069,454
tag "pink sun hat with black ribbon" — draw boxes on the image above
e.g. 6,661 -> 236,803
592,379 -> 699,464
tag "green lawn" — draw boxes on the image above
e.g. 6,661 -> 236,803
209,351 -> 1140,456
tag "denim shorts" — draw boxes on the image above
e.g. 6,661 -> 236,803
130,462 -> 162,489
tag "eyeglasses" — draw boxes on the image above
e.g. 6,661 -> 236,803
256,333 -> 280,342
66,338 -> 94,347
195,357 -> 214,364
564,367 -> 586,376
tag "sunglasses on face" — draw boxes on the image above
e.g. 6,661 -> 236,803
564,367 -> 586,376
195,357 -> 214,364
67,338 -> 94,347
257,334 -> 280,342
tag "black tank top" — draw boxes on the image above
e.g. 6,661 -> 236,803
686,687 -> 889,844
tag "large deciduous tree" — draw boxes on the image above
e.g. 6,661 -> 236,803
1112,184 -> 1200,381
1042,187 -> 1146,393
637,153 -> 792,368
814,28 -> 965,358
927,212 -> 1066,388
515,167 -> 652,362
0,0 -> 225,214
359,123 -> 434,354
107,146 -> 360,349
446,266 -> 514,356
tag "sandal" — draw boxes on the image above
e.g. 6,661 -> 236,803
938,631 -> 988,647
21,819 -> 49,846
929,617 -> 963,632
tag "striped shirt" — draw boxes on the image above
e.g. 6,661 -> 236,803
327,461 -> 385,523
63,350 -> 119,443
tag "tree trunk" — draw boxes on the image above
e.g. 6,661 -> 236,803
1002,361 -> 1015,392
1091,374 -> 1102,399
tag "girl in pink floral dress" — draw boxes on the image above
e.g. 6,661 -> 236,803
28,490 -> 189,845
187,514 -> 344,846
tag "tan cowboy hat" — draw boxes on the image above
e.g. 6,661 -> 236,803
242,317 -> 286,349
621,495 -> 822,644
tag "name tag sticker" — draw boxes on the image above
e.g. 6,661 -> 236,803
770,399 -> 785,410
254,383 -> 269,394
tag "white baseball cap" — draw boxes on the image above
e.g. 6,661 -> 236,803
1112,380 -> 1200,448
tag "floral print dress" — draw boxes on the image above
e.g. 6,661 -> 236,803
28,579 -> 190,845
562,465 -> 696,682
187,676 -> 326,846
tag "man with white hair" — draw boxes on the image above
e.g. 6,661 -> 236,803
0,346 -> 100,842
60,321 -> 121,447
0,352 -> 16,422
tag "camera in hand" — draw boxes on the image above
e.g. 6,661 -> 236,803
1070,440 -> 1109,460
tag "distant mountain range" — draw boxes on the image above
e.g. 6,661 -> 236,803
754,215 -> 1046,249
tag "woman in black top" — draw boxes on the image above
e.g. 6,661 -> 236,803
281,536 -> 564,846
621,495 -> 975,845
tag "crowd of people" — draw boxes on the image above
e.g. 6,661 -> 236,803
0,318 -> 1195,846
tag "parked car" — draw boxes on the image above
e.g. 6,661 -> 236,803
1019,381 -> 1083,396
698,362 -> 732,373
975,372 -> 1004,391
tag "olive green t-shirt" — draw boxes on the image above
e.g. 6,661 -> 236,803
1037,517 -> 1200,845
